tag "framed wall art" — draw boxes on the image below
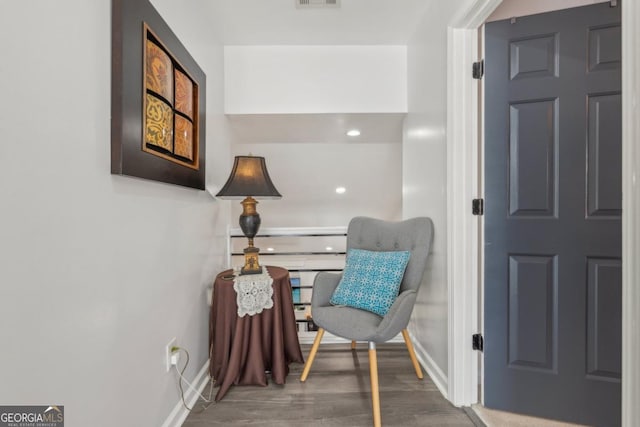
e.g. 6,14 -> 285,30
111,0 -> 206,190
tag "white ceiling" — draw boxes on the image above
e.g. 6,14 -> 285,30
219,0 -> 432,45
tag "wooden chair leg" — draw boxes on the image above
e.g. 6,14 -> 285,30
369,342 -> 382,427
300,328 -> 324,382
351,340 -> 357,350
402,329 -> 423,379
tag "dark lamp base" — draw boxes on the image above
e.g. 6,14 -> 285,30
240,246 -> 263,275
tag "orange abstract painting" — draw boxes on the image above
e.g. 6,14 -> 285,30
145,94 -> 173,151
174,115 -> 194,160
145,40 -> 173,101
141,25 -> 199,171
175,70 -> 194,119
112,4 -> 205,190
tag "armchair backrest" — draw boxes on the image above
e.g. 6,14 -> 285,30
346,217 -> 434,294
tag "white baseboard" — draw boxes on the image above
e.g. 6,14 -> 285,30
408,331 -> 449,401
162,359 -> 211,427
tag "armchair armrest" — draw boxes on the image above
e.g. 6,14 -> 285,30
374,289 -> 418,342
311,272 -> 343,308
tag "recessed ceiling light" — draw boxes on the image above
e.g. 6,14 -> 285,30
346,129 -> 361,137
326,246 -> 333,251
267,247 -> 274,252
335,187 -> 346,194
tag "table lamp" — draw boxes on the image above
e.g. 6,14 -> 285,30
216,155 -> 281,275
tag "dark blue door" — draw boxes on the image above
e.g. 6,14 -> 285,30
484,3 -> 621,425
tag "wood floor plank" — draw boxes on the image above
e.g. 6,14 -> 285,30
183,344 -> 475,426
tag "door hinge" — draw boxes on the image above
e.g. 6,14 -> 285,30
610,0 -> 617,7
472,60 -> 484,79
472,198 -> 484,215
472,333 -> 484,351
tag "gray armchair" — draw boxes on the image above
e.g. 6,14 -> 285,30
300,216 -> 434,427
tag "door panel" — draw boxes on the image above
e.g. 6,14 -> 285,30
588,25 -> 622,72
507,254 -> 557,371
586,257 -> 622,380
587,93 -> 622,218
509,34 -> 558,79
508,99 -> 558,217
484,3 -> 621,426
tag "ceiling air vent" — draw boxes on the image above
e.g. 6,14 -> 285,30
296,0 -> 340,9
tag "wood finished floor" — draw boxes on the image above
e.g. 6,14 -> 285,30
183,343 -> 477,426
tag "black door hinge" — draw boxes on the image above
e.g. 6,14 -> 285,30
472,198 -> 484,215
472,60 -> 484,79
472,333 -> 484,351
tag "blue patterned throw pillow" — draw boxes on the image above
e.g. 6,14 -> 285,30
330,249 -> 411,316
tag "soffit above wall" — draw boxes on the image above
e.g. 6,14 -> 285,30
227,113 -> 405,144
224,46 -> 407,115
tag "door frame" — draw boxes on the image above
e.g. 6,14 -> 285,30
446,1 -> 640,425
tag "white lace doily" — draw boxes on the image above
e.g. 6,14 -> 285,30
233,270 -> 274,317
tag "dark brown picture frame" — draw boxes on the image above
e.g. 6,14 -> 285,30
111,0 -> 206,190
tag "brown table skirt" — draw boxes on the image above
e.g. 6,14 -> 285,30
209,266 -> 304,401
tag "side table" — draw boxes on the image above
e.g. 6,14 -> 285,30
208,265 -> 304,401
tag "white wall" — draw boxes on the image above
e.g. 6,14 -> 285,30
231,143 -> 402,228
0,1 -> 230,426
225,45 -> 405,230
224,46 -> 407,114
403,0 -> 474,384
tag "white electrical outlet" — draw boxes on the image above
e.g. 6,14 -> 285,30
170,351 -> 180,367
165,337 -> 177,372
